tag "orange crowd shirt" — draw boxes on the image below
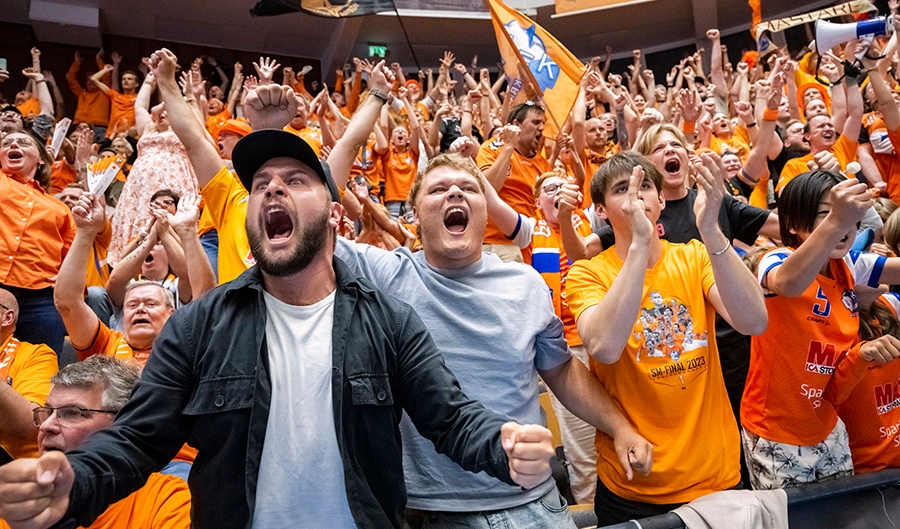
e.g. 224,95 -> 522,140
567,240 -> 740,504
0,336 -> 57,459
836,293 -> 900,474
0,173 -> 76,290
104,90 -> 138,137
778,135 -> 858,193
476,138 -> 551,246
742,248 -> 881,446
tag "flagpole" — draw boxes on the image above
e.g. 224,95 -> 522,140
391,1 -> 421,70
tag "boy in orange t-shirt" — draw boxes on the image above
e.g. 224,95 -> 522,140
566,151 -> 767,526
743,171 -> 900,490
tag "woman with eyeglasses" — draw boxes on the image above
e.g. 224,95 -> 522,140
106,67 -> 198,266
0,131 -> 76,355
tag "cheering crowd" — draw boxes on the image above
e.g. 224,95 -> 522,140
1,7 -> 900,528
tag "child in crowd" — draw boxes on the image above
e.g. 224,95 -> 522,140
742,171 -> 900,489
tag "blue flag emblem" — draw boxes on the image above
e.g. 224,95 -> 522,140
504,20 -> 559,92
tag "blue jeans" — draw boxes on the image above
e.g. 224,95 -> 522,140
199,229 -> 219,282
3,285 -> 65,356
405,488 -> 575,529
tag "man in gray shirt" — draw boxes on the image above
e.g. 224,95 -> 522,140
328,63 -> 653,527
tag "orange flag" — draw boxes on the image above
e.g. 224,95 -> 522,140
486,0 -> 584,139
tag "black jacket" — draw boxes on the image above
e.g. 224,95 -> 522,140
60,258 -> 514,528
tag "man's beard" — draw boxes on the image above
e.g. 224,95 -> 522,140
247,205 -> 330,277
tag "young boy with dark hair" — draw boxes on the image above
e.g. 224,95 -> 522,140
566,151 -> 768,525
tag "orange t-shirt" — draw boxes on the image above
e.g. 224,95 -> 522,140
74,318 -> 151,365
566,240 -> 740,504
16,97 -> 40,118
579,149 -> 608,207
201,166 -> 253,283
0,336 -> 57,459
0,472 -> 191,529
85,220 -> 112,289
529,211 -> 593,346
66,61 -> 111,126
836,293 -> 900,473
50,161 -> 78,195
283,124 -> 323,158
742,249 -> 879,446
778,135 -> 859,194
72,319 -> 197,465
105,90 -> 138,137
380,147 -> 419,203
476,139 -> 552,246
0,173 -> 76,289
862,114 -> 900,204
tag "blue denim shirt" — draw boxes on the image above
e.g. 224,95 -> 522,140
60,258 -> 515,529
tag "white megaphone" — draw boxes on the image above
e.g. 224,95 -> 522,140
815,16 -> 893,54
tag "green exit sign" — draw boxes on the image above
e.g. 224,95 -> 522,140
369,45 -> 387,57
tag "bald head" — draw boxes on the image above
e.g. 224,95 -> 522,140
0,287 -> 19,336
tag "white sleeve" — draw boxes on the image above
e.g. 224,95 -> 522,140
757,248 -> 792,294
507,215 -> 536,249
844,250 -> 888,289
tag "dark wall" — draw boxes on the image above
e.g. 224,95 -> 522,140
0,22 -> 321,113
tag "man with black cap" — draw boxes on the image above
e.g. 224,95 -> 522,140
0,48 -> 556,529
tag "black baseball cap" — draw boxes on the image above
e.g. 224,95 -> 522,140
1,105 -> 22,116
232,129 -> 340,202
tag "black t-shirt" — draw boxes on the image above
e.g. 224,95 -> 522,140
438,118 -> 462,152
594,189 -> 770,248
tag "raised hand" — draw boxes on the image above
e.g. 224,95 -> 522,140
242,84 -> 298,130
706,28 -> 720,40
826,178 -> 873,231
110,51 -> 122,65
168,194 -> 201,235
253,56 -> 282,85
71,192 -> 106,233
679,89 -> 701,123
623,165 -> 656,241
149,48 -> 179,81
692,152 -> 726,237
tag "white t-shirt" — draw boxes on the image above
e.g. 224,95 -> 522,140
251,290 -> 355,528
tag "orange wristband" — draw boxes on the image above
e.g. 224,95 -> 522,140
762,108 -> 779,122
682,121 -> 696,134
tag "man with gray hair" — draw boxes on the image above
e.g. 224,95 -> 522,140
54,193 -> 176,366
3,355 -> 191,529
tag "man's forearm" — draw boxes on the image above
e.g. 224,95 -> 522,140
539,357 -> 634,439
482,147 -> 515,191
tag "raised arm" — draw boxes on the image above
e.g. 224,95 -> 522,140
22,68 -> 53,119
168,194 -> 216,301
707,29 -> 728,99
53,193 -> 106,348
134,71 -> 156,134
764,178 -> 872,297
327,60 -> 393,190
90,64 -> 114,95
692,153 -> 767,335
481,125 -> 519,191
106,222 -> 161,308
576,166 -> 655,363
150,48 -> 224,189
225,62 -> 243,116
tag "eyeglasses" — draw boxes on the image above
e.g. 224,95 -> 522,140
33,405 -> 117,427
541,183 -> 563,196
0,303 -> 10,312
0,136 -> 34,149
